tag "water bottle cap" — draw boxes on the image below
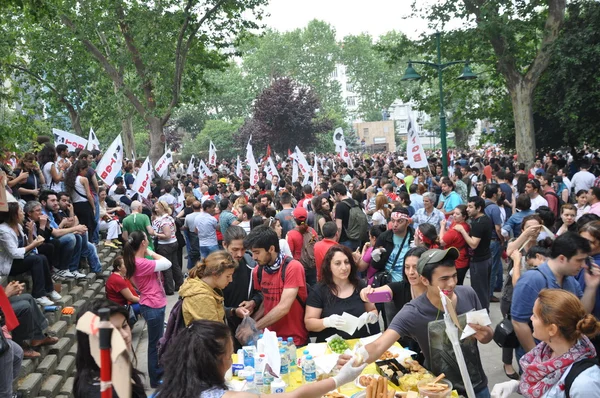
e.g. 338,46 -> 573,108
279,348 -> 285,353
259,334 -> 263,339
303,350 -> 309,354
307,355 -> 313,360
282,341 -> 287,346
246,375 -> 254,382
287,337 -> 293,342
260,354 -> 265,357
277,337 -> 283,341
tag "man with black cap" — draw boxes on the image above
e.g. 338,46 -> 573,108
338,248 -> 493,398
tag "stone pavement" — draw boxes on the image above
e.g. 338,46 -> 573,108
135,272 -> 520,397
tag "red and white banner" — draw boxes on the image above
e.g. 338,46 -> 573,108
208,141 -> 217,166
406,114 -> 428,169
96,135 -> 123,185
86,128 -> 100,151
265,156 -> 280,181
131,157 -> 152,198
199,159 -> 212,177
154,150 -> 173,177
187,155 -> 196,175
52,128 -> 88,152
236,156 -> 243,179
294,146 -> 310,177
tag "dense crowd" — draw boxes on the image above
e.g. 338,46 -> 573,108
2,140 -> 600,398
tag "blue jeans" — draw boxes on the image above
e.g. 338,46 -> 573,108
200,244 -> 219,260
79,233 -> 102,273
340,239 -> 360,251
489,240 -> 502,297
470,258 -> 491,311
57,233 -> 82,271
92,193 -> 100,244
475,386 -> 490,398
140,305 -> 165,387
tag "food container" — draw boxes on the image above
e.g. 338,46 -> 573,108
326,334 -> 351,354
374,358 -> 409,386
416,378 -> 452,398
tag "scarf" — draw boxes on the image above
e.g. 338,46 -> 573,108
263,252 -> 285,275
0,287 -> 19,331
519,336 -> 596,398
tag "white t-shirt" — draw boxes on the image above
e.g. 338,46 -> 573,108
572,170 -> 595,193
372,210 -> 387,226
530,194 -> 549,211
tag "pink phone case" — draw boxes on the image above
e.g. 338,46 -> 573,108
367,291 -> 392,303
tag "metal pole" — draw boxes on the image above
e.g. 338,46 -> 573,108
436,32 -> 448,177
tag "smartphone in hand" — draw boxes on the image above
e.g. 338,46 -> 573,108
367,290 -> 393,303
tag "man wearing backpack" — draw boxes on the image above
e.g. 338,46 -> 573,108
240,225 -> 309,346
332,182 -> 368,251
539,173 -> 560,217
286,206 -> 318,286
371,207 -> 414,283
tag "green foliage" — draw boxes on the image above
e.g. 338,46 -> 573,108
181,118 -> 244,162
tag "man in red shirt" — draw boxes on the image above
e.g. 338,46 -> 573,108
242,225 -> 309,346
286,206 -> 318,285
297,185 -> 314,210
314,221 -> 339,281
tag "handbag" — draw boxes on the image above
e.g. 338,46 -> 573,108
126,305 -> 138,327
0,330 -> 9,356
493,316 -> 520,348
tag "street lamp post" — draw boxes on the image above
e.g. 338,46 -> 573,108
401,32 -> 476,176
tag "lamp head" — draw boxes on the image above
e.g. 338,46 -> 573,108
457,63 -> 477,80
401,63 -> 422,81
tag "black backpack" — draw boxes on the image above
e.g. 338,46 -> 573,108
157,298 -> 185,365
565,358 -> 599,397
256,256 -> 306,308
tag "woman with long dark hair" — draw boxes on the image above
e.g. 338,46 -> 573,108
152,200 -> 182,295
74,298 -> 146,398
123,231 -> 171,388
14,152 -> 44,202
156,319 -> 367,398
64,159 -> 96,239
311,194 -> 332,238
304,245 -> 379,342
38,144 -> 65,192
415,223 -> 439,249
0,202 -> 59,306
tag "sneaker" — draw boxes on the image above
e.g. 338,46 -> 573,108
47,291 -> 62,301
112,239 -> 123,246
36,296 -> 54,306
72,270 -> 87,279
104,241 -> 119,249
51,272 -> 62,282
56,269 -> 75,279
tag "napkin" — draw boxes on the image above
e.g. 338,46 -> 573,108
460,309 -> 492,340
314,354 -> 339,375
338,312 -> 372,335
262,328 -> 281,376
306,343 -> 328,358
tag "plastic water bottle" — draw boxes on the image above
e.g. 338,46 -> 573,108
254,354 -> 266,393
287,337 -> 297,371
277,337 -> 283,348
303,355 -> 316,383
279,348 -> 289,385
299,349 -> 309,380
263,368 -> 274,393
243,375 -> 259,393
271,378 -> 286,393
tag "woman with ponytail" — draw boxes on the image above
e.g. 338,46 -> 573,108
123,231 -> 171,389
178,250 -> 248,326
492,289 -> 600,397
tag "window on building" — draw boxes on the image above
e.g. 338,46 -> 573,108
399,121 -> 407,130
346,82 -> 354,92
331,68 -> 338,78
363,128 -> 369,137
346,96 -> 356,106
383,126 -> 389,133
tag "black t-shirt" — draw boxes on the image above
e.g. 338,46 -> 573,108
306,280 -> 379,342
499,182 -> 513,219
388,282 -> 413,311
470,214 -> 492,262
334,198 -> 355,242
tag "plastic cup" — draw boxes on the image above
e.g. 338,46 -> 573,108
416,378 -> 452,398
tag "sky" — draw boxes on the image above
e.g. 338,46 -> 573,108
261,0 -> 448,40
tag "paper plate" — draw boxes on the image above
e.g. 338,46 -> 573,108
350,392 -> 366,398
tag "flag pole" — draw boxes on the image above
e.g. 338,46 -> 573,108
98,308 -> 113,398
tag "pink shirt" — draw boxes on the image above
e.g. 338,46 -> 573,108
590,202 -> 600,217
132,257 -> 167,308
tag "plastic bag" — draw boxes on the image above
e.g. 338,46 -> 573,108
235,314 -> 261,346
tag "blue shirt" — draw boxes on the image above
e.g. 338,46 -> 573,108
576,253 -> 600,318
441,191 -> 462,213
511,262 -> 583,323
42,209 -> 59,230
502,209 -> 535,237
484,201 -> 503,239
386,234 -> 411,282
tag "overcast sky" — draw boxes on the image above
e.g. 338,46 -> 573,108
261,0 -> 454,40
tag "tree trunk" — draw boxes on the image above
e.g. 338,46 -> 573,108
121,115 -> 135,160
148,116 -> 164,164
453,127 -> 468,150
510,81 -> 536,167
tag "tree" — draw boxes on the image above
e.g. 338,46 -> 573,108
181,118 -> 243,161
417,0 -> 567,165
533,1 -> 600,150
236,77 -> 334,153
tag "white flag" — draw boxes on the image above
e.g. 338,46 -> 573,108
155,150 -> 173,177
333,127 -> 346,154
246,136 -> 257,167
187,155 -> 196,176
175,182 -> 185,213
131,157 -> 152,198
340,144 -> 353,169
96,135 -> 123,185
406,114 -> 428,169
199,159 -> 212,177
236,156 -> 243,179
52,128 -> 88,152
292,159 -> 299,183
208,141 -> 217,166
294,146 -> 311,177
312,157 -> 319,190
265,157 -> 279,180
86,128 -> 100,151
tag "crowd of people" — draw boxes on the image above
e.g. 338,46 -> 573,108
2,140 -> 600,397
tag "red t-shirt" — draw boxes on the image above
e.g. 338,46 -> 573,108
442,221 -> 471,269
105,273 -> 139,306
252,258 -> 308,346
286,227 -> 318,261
314,239 -> 338,281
